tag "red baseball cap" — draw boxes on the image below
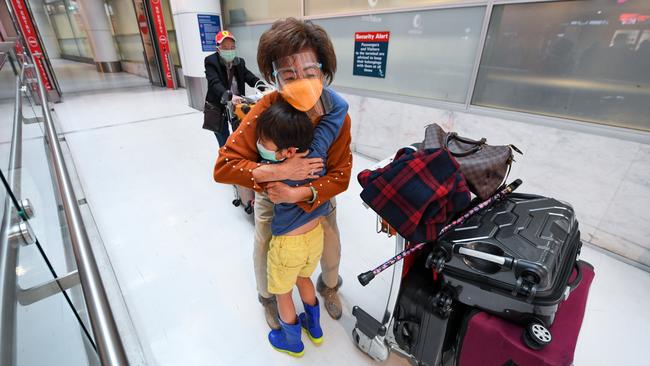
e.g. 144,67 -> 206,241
216,30 -> 236,46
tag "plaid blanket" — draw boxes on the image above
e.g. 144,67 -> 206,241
358,148 -> 471,243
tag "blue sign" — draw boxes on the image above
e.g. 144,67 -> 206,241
353,31 -> 390,78
198,14 -> 221,52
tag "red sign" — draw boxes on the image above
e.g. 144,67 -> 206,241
149,0 -> 174,88
354,31 -> 390,43
8,0 -> 52,90
27,35 -> 38,48
138,14 -> 148,35
353,31 -> 390,78
619,13 -> 650,25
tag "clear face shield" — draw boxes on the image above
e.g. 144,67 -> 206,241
272,52 -> 324,112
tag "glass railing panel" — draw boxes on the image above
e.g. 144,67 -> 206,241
18,77 -> 75,278
14,237 -> 100,366
0,52 -> 100,366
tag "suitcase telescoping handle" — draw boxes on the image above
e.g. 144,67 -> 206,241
457,247 -> 514,269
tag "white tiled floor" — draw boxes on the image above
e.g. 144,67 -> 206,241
54,87 -> 650,365
51,59 -> 150,94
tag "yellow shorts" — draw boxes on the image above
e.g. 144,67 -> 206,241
267,223 -> 324,295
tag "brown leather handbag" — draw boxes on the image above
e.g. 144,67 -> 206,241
422,123 -> 522,200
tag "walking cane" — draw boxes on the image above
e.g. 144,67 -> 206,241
358,179 -> 522,286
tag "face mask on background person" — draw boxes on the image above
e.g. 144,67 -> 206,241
220,49 -> 237,64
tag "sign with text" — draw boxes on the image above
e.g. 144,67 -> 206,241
198,14 -> 221,52
149,0 -> 174,88
353,31 -> 390,78
9,0 -> 52,90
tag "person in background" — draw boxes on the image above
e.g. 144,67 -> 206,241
203,30 -> 260,147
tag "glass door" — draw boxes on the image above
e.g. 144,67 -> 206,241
132,0 -> 163,86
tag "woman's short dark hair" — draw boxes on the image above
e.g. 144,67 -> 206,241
257,18 -> 336,85
256,100 -> 313,152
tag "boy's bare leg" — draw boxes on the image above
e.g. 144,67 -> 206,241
276,292 -> 297,324
296,277 -> 316,306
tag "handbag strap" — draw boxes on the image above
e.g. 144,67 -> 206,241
493,145 -> 521,194
445,132 -> 487,157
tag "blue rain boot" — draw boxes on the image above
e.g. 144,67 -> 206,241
268,318 -> 305,357
299,300 -> 323,345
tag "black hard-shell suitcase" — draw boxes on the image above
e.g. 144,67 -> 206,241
393,263 -> 465,366
428,193 -> 582,327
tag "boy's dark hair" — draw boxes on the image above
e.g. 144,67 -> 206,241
256,100 -> 313,152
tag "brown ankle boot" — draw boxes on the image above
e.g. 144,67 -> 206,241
258,295 -> 280,330
317,274 -> 343,320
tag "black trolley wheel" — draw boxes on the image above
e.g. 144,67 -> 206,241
232,199 -> 242,207
244,204 -> 254,214
352,328 -> 360,345
523,322 -> 552,350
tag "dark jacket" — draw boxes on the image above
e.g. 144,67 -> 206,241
358,147 -> 471,243
203,52 -> 260,131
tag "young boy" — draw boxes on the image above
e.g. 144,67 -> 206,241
255,92 -> 347,357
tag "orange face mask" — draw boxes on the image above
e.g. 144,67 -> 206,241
280,79 -> 323,112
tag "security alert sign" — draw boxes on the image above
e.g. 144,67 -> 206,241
353,31 -> 390,78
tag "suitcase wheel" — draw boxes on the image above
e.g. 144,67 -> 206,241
523,322 -> 552,350
244,204 -> 254,214
232,199 -> 242,207
425,250 -> 447,273
352,328 -> 361,345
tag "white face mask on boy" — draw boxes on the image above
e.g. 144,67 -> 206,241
256,140 -> 285,162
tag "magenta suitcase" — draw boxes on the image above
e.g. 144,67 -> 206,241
457,261 -> 595,366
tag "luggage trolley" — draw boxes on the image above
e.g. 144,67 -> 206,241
352,216 -> 456,366
351,152 -> 435,364
352,231 -> 413,362
353,202 -> 460,365
223,81 -> 275,215
351,148 -> 570,365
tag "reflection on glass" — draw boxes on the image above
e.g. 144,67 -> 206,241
44,0 -> 92,60
161,0 -> 181,66
314,7 -> 485,103
472,0 -> 650,131
223,0 -> 300,25
104,0 -> 147,63
46,1 -> 80,57
305,0 -> 478,16
132,0 -> 163,85
229,24 -> 270,75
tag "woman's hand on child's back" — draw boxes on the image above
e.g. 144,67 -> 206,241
279,151 -> 323,180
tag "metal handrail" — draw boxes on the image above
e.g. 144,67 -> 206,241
29,53 -> 128,365
0,52 -> 25,366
